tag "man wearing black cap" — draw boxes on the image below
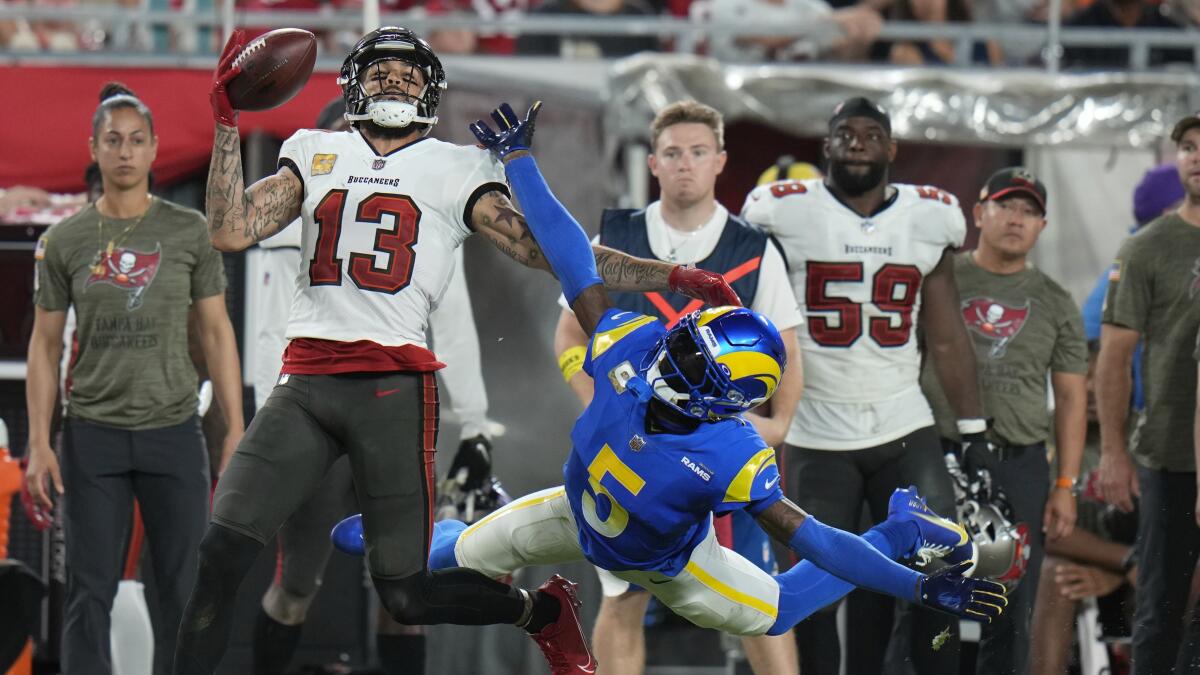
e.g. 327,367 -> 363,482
742,96 -> 987,674
921,168 -> 1087,675
1098,113 -> 1200,674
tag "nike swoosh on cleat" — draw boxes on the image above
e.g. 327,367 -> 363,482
375,388 -> 402,398
911,512 -> 968,545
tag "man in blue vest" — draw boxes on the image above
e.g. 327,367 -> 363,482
553,99 -> 805,675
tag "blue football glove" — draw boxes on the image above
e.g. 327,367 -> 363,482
469,101 -> 542,160
919,561 -> 1007,622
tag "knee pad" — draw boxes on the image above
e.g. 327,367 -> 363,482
197,524 -> 263,580
374,573 -> 431,625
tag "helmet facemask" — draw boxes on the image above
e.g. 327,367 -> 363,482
644,317 -> 765,421
338,28 -> 446,134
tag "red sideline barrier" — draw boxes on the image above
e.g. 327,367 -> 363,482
0,65 -> 341,192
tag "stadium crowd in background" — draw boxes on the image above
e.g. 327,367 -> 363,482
3,0 -> 1197,67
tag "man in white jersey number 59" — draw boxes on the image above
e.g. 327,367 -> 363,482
742,97 -> 987,675
173,26 -> 738,675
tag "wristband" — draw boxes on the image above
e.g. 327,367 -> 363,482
558,346 -> 587,383
956,418 -> 988,435
1054,476 -> 1077,491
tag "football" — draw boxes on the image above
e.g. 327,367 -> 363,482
226,28 -> 318,112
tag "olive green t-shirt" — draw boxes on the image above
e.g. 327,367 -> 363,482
33,198 -> 226,429
1103,213 -> 1200,471
923,252 -> 1088,446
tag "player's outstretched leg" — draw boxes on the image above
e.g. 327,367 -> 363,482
769,518 -> 912,635
174,524 -> 265,675
887,485 -> 972,565
528,575 -> 597,674
331,514 -> 467,571
769,488 -> 970,636
333,514 -> 597,674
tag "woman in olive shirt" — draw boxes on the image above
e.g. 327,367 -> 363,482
24,83 -> 244,675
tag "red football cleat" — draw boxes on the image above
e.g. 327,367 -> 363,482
528,574 -> 597,675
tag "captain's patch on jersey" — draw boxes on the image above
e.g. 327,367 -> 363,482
311,154 -> 337,176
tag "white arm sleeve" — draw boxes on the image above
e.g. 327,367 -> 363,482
430,247 -> 491,440
749,241 -> 804,331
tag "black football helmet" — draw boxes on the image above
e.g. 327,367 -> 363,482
337,27 -> 446,131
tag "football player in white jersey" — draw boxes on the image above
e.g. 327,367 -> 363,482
248,97 -> 509,675
741,97 -> 986,675
174,26 -> 738,675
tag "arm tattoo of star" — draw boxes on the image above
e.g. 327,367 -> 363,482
475,191 -> 544,265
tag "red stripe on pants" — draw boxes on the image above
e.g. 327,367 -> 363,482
421,373 -> 439,556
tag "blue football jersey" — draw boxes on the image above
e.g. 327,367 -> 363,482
563,309 -> 785,577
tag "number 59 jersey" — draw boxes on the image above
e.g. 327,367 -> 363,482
563,310 -> 785,577
278,129 -> 507,350
742,179 -> 966,450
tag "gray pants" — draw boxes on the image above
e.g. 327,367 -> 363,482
60,416 -> 210,675
273,457 -> 356,601
213,371 -> 440,579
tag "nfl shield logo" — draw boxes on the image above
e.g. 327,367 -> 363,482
372,158 -> 386,171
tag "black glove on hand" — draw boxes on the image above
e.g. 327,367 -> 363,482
959,432 -> 998,483
446,435 -> 493,491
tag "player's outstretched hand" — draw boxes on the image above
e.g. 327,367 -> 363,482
211,29 -> 247,127
445,434 -> 493,492
470,101 -> 542,161
668,265 -> 742,308
919,561 -> 1007,623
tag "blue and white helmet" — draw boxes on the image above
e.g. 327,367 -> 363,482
642,306 -> 786,421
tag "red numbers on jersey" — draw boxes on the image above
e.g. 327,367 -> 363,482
769,180 -> 808,199
916,186 -> 952,205
805,262 -> 922,348
309,190 -> 421,294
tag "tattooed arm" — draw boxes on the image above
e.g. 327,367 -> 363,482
471,190 -> 553,271
591,245 -> 674,292
470,190 -> 676,290
206,124 -> 303,252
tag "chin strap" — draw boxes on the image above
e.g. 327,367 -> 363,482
345,100 -> 437,129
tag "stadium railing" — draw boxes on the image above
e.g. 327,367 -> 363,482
1,7 -> 1199,72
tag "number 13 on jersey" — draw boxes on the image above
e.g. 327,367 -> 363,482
309,190 -> 422,294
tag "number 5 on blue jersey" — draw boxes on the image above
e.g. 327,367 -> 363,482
580,444 -> 646,538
